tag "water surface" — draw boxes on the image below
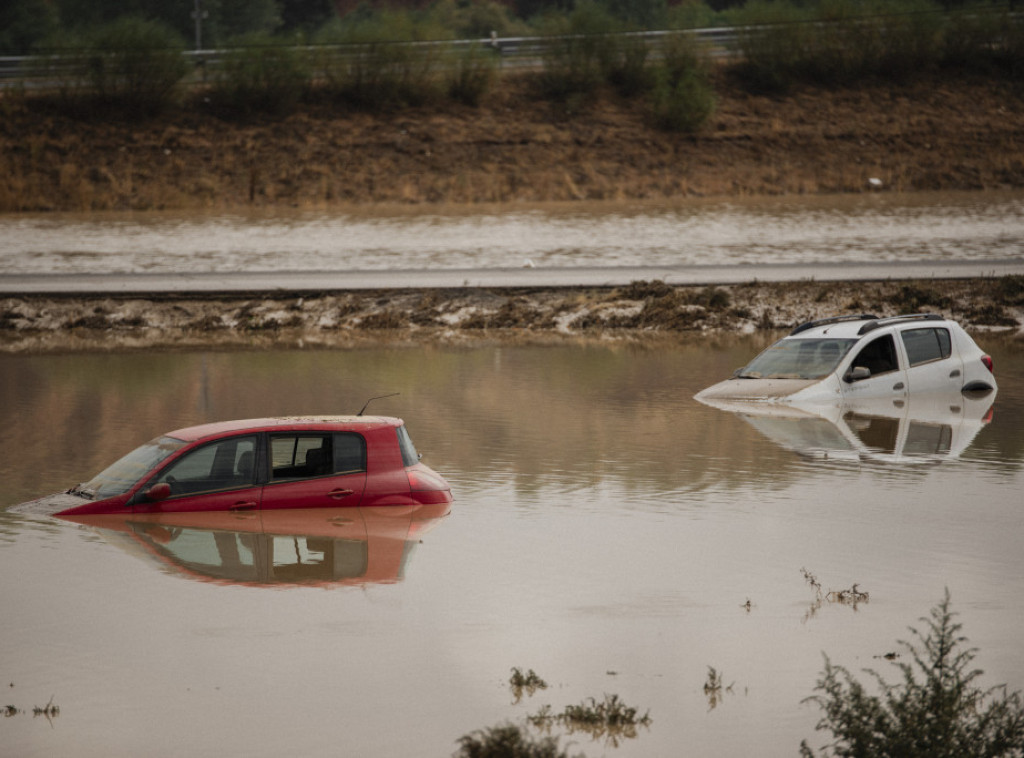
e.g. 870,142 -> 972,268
2,338 -> 1022,757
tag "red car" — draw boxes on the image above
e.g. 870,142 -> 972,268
15,416 -> 453,516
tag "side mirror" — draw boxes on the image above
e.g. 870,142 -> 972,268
844,366 -> 871,383
145,482 -> 171,501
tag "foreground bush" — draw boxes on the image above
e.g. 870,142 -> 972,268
801,590 -> 1024,758
455,724 -> 576,758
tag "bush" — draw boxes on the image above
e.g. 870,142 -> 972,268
314,11 -> 443,110
801,590 -> 1024,758
648,32 -> 715,132
38,17 -> 188,117
445,43 -> 498,106
730,0 -> 948,91
536,1 -> 624,100
208,33 -> 312,115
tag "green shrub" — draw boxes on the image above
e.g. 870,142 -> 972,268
731,0 -> 948,90
208,33 -> 311,115
38,17 -> 188,117
648,32 -> 715,132
731,0 -> 811,92
314,11 -> 443,110
445,42 -> 498,105
536,1 -> 624,100
801,590 -> 1024,758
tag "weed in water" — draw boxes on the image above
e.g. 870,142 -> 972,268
510,667 -> 549,703
704,666 -> 736,710
801,589 -> 1024,757
455,723 -> 577,758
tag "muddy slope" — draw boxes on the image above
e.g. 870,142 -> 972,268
3,278 -> 1022,353
2,73 -> 1023,212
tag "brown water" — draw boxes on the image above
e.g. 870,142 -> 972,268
2,191 -> 1023,275
1,337 -> 1023,757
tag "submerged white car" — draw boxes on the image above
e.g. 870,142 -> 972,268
695,313 -> 996,405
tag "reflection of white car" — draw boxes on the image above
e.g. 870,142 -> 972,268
700,390 -> 995,464
696,313 -> 996,405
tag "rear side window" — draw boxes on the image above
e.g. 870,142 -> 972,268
333,433 -> 366,473
396,425 -> 420,467
270,434 -> 333,480
902,328 -> 952,366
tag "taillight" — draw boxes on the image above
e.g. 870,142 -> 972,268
407,468 -> 449,493
981,355 -> 994,373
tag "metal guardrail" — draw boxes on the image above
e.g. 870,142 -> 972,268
0,27 -> 740,85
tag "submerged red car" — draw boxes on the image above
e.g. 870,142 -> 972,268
15,416 -> 453,516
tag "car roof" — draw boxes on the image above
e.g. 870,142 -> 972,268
787,313 -> 952,339
166,416 -> 403,442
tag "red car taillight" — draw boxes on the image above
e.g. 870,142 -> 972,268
407,468 -> 449,493
981,355 -> 994,373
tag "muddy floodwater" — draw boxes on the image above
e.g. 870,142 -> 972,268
1,338 -> 1023,758
2,191 -> 1023,276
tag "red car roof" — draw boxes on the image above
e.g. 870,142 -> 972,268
166,416 -> 403,442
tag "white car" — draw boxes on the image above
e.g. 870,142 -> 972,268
695,313 -> 996,405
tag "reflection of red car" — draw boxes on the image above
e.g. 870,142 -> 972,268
15,416 -> 453,516
60,505 -> 450,587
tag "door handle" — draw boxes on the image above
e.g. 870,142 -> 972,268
949,369 -> 961,378
893,382 -> 905,391
230,501 -> 257,511
328,488 -> 355,500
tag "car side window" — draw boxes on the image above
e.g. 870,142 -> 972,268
155,435 -> 257,497
270,434 -> 334,480
850,335 -> 898,376
333,433 -> 366,474
901,328 -> 952,366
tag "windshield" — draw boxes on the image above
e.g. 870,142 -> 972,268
738,338 -> 858,380
78,436 -> 187,499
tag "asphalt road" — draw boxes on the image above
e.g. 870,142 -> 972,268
2,260 -> 1023,295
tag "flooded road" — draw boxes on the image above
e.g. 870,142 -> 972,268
2,337 -> 1023,757
2,191 -> 1023,276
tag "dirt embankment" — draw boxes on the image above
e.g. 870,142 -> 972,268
3,278 -> 1023,353
2,72 -> 1023,212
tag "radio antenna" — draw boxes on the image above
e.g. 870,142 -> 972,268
357,393 -> 400,416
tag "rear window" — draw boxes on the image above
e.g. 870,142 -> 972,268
396,425 -> 420,467
901,328 -> 952,366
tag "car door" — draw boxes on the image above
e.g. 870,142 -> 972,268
260,432 -> 367,510
840,333 -> 909,400
136,434 -> 262,513
899,326 -> 964,394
